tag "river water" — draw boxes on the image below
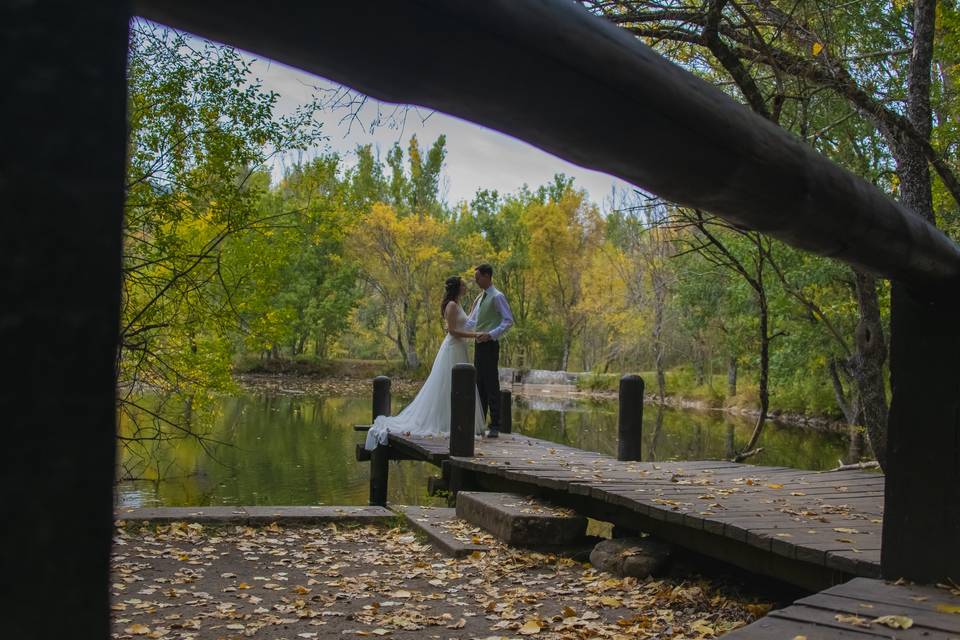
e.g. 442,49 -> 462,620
115,391 -> 862,508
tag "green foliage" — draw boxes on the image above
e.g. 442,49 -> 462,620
120,21 -> 325,476
121,20 -> 921,444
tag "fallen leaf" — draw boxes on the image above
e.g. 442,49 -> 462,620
835,614 -> 870,627
518,620 -> 542,635
561,606 -> 576,618
812,42 -> 824,56
767,483 -> 784,489
872,615 -> 913,629
125,624 -> 151,635
833,527 -> 859,534
936,603 -> 960,614
446,618 -> 466,629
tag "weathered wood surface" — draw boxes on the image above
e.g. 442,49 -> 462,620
399,506 -> 489,558
386,432 -> 884,584
725,577 -> 960,639
115,505 -> 396,525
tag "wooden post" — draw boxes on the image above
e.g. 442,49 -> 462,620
5,3 -> 129,638
450,364 -> 476,457
881,286 -> 960,583
372,375 -> 391,422
500,389 -> 513,434
369,376 -> 391,506
618,374 -> 644,461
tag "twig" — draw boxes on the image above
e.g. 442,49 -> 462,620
830,460 -> 881,471
733,446 -> 764,462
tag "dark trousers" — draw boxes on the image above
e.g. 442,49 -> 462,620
474,339 -> 501,430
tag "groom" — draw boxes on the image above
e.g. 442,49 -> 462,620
468,263 -> 514,438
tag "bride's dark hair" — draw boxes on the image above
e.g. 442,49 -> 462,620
440,276 -> 463,319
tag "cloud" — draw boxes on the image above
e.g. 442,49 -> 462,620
247,56 -> 632,207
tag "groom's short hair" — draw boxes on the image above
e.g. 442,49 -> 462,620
476,263 -> 493,277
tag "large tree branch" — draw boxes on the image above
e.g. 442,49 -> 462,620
613,1 -> 960,208
702,0 -> 773,120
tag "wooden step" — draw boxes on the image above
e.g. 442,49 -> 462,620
399,506 -> 490,558
455,491 -> 587,547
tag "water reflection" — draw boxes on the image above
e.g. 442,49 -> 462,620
116,391 -> 861,509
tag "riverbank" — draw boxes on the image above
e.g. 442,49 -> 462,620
111,520 -> 774,639
236,373 -> 851,434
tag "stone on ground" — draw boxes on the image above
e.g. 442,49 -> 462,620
456,491 -> 587,547
590,536 -> 672,578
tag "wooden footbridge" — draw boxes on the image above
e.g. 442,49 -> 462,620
358,372 -> 883,590
357,377 -> 960,639
363,425 -> 883,591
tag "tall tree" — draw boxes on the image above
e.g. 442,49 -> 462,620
121,21 -> 322,475
585,0 -> 960,467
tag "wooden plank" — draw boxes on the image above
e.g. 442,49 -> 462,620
794,593 -> 960,633
723,616 -> 882,640
823,551 -> 883,578
825,578 -> 960,617
769,604 -> 959,639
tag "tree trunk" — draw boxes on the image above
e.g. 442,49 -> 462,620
828,358 -> 860,426
295,333 -> 307,356
648,405 -> 665,461
726,356 -> 737,398
847,270 -> 888,469
693,335 -> 706,385
846,424 -> 865,464
403,300 -> 419,369
652,269 -> 667,401
737,293 -> 769,460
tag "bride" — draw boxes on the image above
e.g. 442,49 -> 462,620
364,276 -> 486,450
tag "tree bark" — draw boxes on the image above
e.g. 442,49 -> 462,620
652,268 -> 667,401
847,270 -> 888,468
402,299 -> 419,369
828,358 -> 860,426
726,356 -> 737,398
693,334 -> 707,385
737,291 -> 770,460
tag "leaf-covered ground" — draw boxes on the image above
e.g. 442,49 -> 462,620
111,520 -> 774,639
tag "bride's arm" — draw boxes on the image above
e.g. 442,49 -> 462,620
445,301 -> 480,339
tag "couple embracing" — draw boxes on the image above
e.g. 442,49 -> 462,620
364,263 -> 514,450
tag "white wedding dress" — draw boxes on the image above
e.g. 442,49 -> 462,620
364,304 -> 485,450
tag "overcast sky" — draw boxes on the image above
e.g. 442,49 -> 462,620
246,55 -> 632,208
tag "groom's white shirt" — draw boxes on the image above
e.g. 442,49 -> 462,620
466,285 -> 514,340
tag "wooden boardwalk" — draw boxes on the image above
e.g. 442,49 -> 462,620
385,431 -> 884,591
726,577 -> 960,640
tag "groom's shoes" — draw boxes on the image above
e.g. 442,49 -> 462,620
486,428 -> 499,439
